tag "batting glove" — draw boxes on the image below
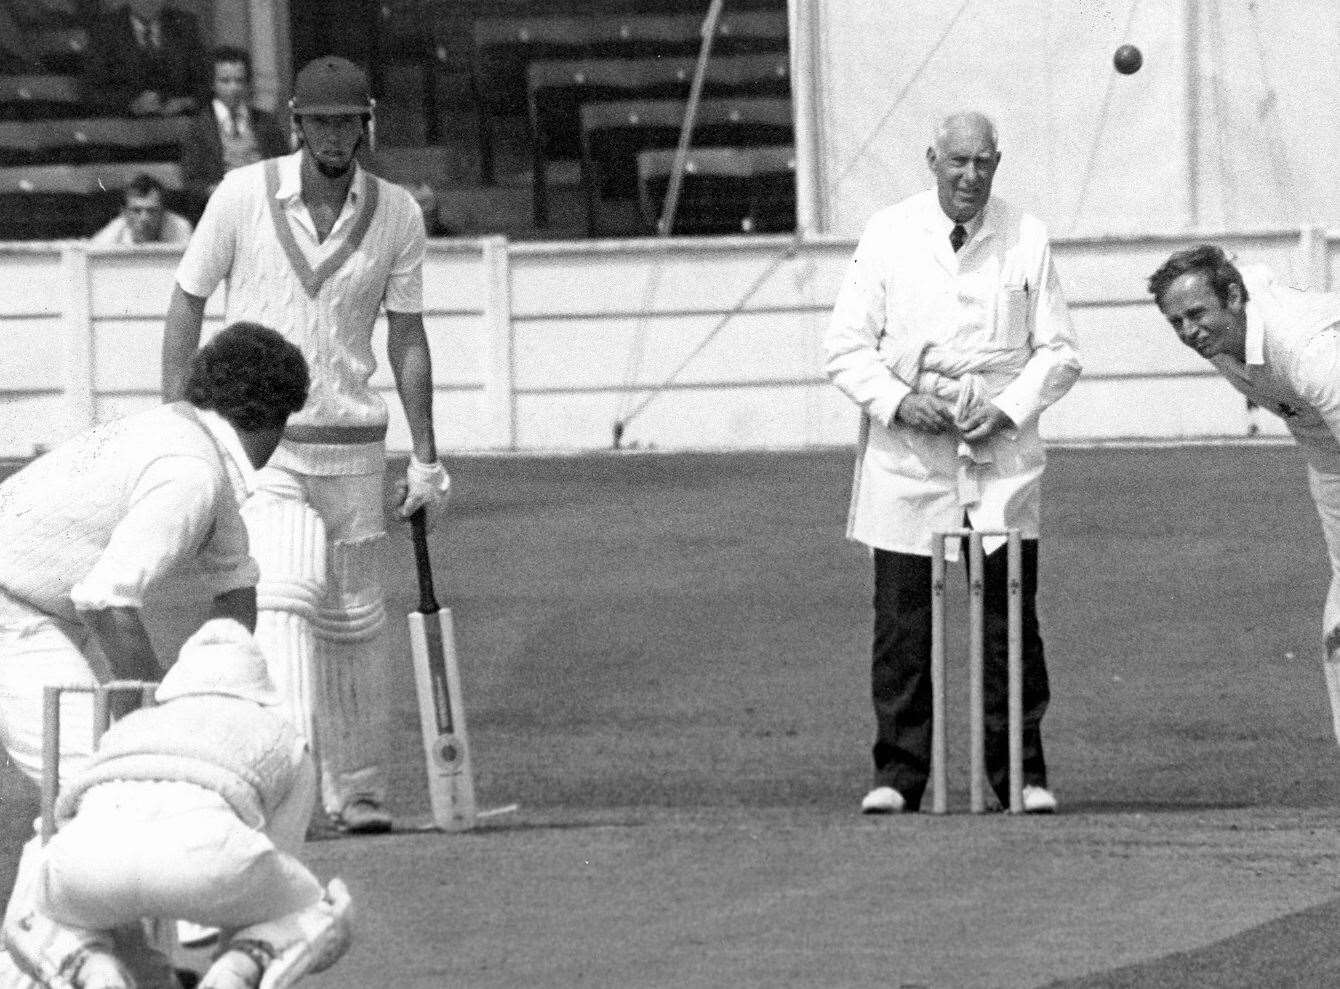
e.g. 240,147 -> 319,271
399,457 -> 451,517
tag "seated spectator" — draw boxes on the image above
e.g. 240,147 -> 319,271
90,173 -> 193,245
405,180 -> 455,237
181,45 -> 290,211
83,0 -> 207,117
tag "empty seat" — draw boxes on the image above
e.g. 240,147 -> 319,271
637,145 -> 795,235
0,116 -> 190,167
471,9 -> 786,184
526,52 -> 789,226
0,75 -> 83,120
28,25 -> 89,75
579,97 -> 792,235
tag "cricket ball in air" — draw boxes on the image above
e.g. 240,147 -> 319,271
1113,44 -> 1143,75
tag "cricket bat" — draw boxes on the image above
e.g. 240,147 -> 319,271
407,508 -> 476,831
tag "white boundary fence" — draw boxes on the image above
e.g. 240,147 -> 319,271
0,227 -> 1335,458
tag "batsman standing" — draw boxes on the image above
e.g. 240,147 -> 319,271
1148,245 -> 1340,745
161,55 -> 450,834
824,111 -> 1081,815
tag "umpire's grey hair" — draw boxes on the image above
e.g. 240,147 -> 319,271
931,112 -> 999,153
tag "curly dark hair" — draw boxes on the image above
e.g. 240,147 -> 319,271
1147,244 -> 1249,309
184,322 -> 309,431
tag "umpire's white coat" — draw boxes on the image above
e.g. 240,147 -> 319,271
824,190 -> 1081,556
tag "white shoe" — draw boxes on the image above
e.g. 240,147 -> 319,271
178,920 -> 219,949
1022,784 -> 1058,814
860,785 -> 906,814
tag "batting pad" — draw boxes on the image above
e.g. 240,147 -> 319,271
206,879 -> 353,989
312,534 -> 389,812
242,495 -> 327,745
1324,648 -> 1340,748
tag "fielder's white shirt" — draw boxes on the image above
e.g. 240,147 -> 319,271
0,403 -> 258,624
175,150 -> 426,475
90,210 -> 194,246
824,190 -> 1081,555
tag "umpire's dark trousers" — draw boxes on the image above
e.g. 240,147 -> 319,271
870,538 -> 1050,810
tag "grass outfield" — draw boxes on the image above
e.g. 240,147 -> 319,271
4,445 -> 1340,987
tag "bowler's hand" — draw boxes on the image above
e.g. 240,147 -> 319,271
394,457 -> 451,522
957,403 -> 1015,443
894,394 -> 956,433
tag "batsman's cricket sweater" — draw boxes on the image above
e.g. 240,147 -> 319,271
176,151 -> 426,477
0,402 -> 257,624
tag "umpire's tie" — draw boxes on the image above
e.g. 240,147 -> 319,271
950,224 -> 967,252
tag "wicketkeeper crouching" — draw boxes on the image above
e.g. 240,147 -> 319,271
2,619 -> 353,989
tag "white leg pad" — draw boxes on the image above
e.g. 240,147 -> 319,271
1325,630 -> 1340,747
312,536 -> 388,812
2,910 -> 125,989
241,495 -> 327,743
205,879 -> 353,989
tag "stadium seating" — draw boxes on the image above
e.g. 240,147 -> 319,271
637,144 -> 795,235
27,25 -> 89,75
0,74 -> 82,120
579,96 -> 792,235
0,116 -> 190,167
471,9 -> 786,184
526,51 -> 789,226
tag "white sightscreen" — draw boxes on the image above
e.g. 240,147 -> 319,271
801,0 -> 1340,238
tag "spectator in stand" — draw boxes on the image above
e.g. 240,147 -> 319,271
83,0 -> 207,117
91,173 -> 193,245
405,180 -> 455,237
181,45 -> 290,213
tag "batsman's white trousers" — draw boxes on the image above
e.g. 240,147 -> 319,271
1309,464 -> 1340,745
246,467 -> 390,815
0,582 -> 215,785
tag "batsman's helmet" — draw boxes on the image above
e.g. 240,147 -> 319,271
290,55 -> 373,116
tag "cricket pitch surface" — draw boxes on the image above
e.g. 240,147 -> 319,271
4,445 -> 1340,987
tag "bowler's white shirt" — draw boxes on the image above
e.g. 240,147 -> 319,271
1211,266 -> 1340,473
175,151 -> 426,475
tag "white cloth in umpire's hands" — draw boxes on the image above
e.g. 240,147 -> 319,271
398,458 -> 450,518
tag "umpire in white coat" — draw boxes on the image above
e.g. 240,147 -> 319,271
824,111 -> 1081,815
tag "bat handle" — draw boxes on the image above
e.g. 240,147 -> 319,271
409,508 -> 440,614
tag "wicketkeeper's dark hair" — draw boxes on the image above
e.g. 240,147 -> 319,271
184,322 -> 309,431
1147,244 -> 1249,309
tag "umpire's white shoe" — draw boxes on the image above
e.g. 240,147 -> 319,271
860,785 -> 907,814
1021,784 -> 1058,814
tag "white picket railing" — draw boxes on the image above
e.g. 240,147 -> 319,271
0,227 -> 1334,458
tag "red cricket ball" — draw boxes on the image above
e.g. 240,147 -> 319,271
1113,44 -> 1143,75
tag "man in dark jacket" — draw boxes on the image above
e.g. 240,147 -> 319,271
82,0 -> 208,116
180,45 -> 289,214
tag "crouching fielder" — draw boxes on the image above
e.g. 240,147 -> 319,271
3,620 -> 353,989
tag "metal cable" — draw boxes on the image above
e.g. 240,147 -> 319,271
1065,0 -> 1143,233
